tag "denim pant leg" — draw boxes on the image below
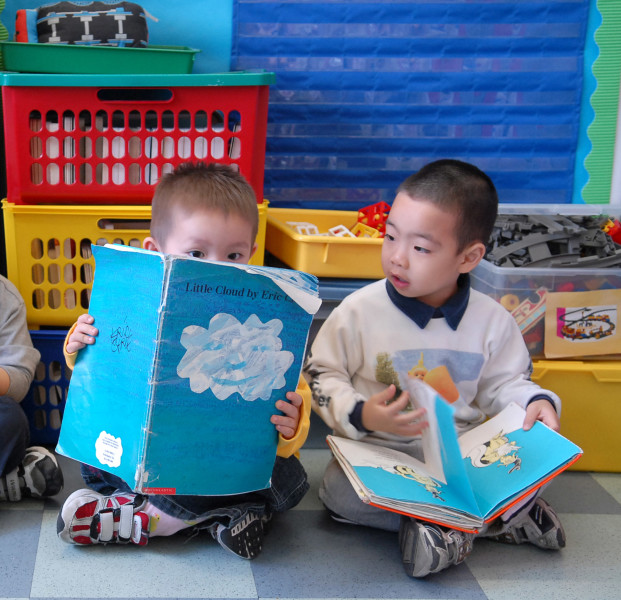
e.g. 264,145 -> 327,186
256,455 -> 309,514
319,455 -> 402,532
0,397 -> 30,476
81,454 -> 309,529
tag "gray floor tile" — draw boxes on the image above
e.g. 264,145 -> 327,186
32,510 -> 257,599
468,514 -> 621,600
252,510 -> 486,599
0,509 -> 43,598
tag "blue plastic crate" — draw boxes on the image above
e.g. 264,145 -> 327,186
22,330 -> 70,445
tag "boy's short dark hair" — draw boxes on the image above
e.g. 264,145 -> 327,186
150,162 -> 259,245
397,159 -> 498,252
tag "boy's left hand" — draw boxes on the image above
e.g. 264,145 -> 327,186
271,391 -> 302,439
523,399 -> 560,432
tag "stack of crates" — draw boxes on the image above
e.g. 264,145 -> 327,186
1,71 -> 275,443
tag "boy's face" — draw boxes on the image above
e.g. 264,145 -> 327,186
144,207 -> 257,264
381,193 -> 484,307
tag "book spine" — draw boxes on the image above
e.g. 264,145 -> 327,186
136,254 -> 171,491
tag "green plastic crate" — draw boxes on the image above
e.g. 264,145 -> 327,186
0,41 -> 200,74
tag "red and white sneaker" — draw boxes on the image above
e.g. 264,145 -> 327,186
57,489 -> 150,545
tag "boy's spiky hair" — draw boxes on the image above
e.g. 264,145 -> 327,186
150,162 -> 259,245
397,159 -> 498,252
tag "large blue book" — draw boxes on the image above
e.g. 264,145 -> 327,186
327,379 -> 582,532
57,244 -> 320,496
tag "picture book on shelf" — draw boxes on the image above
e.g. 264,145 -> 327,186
327,379 -> 582,532
57,244 -> 321,497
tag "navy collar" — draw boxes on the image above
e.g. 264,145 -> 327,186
385,274 -> 471,331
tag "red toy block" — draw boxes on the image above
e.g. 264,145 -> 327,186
357,201 -> 391,236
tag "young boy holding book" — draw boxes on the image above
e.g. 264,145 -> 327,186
0,275 -> 64,502
57,162 -> 310,559
304,159 -> 565,578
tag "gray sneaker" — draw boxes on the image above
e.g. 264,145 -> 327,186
399,517 -> 474,578
489,498 -> 565,550
214,509 -> 266,560
0,446 -> 63,502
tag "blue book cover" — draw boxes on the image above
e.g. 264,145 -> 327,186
327,379 -> 582,532
57,244 -> 320,496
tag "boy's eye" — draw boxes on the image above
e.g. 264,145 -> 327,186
188,250 -> 204,259
384,233 -> 395,242
414,246 -> 430,254
227,252 -> 243,261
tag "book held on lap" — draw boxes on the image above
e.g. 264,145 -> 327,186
57,244 -> 320,496
327,379 -> 582,532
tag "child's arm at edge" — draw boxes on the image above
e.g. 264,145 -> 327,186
64,314 -> 99,370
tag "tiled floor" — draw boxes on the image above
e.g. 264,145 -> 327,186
2,419 -> 621,600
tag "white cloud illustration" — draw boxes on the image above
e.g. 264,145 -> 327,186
177,313 -> 294,401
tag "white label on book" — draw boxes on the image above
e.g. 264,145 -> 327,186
95,431 -> 123,468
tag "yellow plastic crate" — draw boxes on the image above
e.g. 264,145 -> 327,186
2,199 -> 267,327
266,207 -> 383,278
531,359 -> 621,472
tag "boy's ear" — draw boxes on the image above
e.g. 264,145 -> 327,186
249,242 -> 258,259
143,236 -> 160,252
459,241 -> 486,274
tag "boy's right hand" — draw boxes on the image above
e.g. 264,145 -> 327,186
361,384 -> 428,437
66,314 -> 99,354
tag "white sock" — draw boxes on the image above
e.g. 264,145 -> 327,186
142,500 -> 208,537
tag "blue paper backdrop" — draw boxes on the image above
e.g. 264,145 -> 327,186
233,0 -> 591,209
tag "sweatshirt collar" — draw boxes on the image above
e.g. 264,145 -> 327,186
385,274 -> 470,331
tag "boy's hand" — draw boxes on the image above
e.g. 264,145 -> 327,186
66,314 -> 99,354
362,384 -> 428,437
271,391 -> 303,439
523,399 -> 560,432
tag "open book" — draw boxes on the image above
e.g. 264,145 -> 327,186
327,379 -> 582,532
57,244 -> 320,496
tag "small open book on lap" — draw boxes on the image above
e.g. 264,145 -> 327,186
327,379 -> 582,532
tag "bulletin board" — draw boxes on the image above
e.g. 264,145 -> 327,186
233,0 -> 621,210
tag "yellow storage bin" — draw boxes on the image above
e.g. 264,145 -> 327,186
2,199 -> 267,328
531,359 -> 621,472
266,207 -> 383,279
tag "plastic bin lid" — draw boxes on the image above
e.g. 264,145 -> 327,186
0,71 -> 276,87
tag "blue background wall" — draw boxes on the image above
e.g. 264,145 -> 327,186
232,1 -> 592,209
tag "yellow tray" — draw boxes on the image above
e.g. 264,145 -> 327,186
2,200 -> 266,327
266,207 -> 383,278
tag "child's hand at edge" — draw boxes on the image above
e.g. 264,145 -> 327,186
523,399 -> 560,432
271,391 -> 302,439
66,314 -> 99,354
362,384 -> 428,437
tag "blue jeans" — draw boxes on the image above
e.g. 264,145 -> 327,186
81,454 -> 309,530
0,397 -> 30,476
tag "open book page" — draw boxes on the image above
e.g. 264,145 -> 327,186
458,402 -> 582,520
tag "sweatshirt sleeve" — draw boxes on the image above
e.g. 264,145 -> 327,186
303,300 -> 369,440
276,376 -> 311,458
0,276 -> 40,402
63,321 -> 80,371
475,308 -> 561,418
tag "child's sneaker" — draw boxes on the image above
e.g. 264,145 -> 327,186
214,509 -> 265,559
489,498 -> 565,550
0,446 -> 64,502
57,489 -> 150,545
399,517 -> 474,578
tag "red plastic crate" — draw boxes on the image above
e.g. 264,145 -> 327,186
1,72 -> 274,205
